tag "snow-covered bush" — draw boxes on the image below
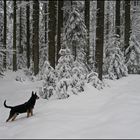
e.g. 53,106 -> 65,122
39,61 -> 56,99
71,66 -> 85,94
55,48 -> 74,99
87,71 -> 105,90
55,78 -> 70,99
71,54 -> 88,94
15,75 -> 26,82
104,35 -> 128,79
125,35 -> 140,74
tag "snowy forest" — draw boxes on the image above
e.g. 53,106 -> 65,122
0,0 -> 140,139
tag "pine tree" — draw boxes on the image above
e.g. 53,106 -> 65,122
104,35 -> 128,79
56,0 -> 64,64
17,1 -> 24,69
44,2 -> 47,50
115,0 -> 120,36
16,1 -> 27,69
125,35 -> 140,74
87,71 -> 104,90
13,0 -> 17,71
124,0 -> 131,50
19,1 -> 23,55
104,1 -> 110,47
5,1 -> 13,69
32,0 -> 39,75
0,0 -> 3,76
71,57 -> 87,93
26,0 -> 30,69
3,0 -> 7,69
39,61 -> 56,99
119,0 -> 125,49
85,0 -> 90,64
89,1 -> 97,69
64,2 -> 87,61
95,1 -> 105,81
0,0 -> 3,46
131,0 -> 140,51
55,45 -> 74,99
48,0 -> 57,69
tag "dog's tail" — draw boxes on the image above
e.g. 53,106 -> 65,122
4,100 -> 13,109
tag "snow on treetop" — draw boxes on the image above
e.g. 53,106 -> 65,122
59,48 -> 71,56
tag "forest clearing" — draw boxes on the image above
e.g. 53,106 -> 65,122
0,71 -> 140,139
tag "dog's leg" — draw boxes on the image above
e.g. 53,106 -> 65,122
11,113 -> 18,121
6,115 -> 12,122
27,109 -> 30,117
31,109 -> 33,116
6,111 -> 14,122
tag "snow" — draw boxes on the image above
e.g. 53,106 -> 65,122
0,71 -> 140,138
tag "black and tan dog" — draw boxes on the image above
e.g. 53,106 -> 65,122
4,91 -> 39,122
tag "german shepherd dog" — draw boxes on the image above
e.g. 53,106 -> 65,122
4,91 -> 39,122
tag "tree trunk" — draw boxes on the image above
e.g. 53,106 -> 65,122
105,1 -> 110,42
44,3 -> 47,48
71,0 -> 73,6
124,0 -> 131,50
85,0 -> 90,64
19,1 -> 23,54
3,0 -> 7,69
115,0 -> 120,36
32,0 -> 39,75
72,41 -> 77,61
56,0 -> 64,63
95,1 -> 105,81
48,1 -> 57,69
13,0 -> 17,71
26,0 -> 30,69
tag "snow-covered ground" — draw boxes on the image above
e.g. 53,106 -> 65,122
0,71 -> 140,139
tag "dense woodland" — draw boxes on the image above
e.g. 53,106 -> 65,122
0,0 -> 140,100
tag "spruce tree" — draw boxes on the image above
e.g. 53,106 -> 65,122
104,35 -> 128,79
125,35 -> 140,74
65,2 -> 87,61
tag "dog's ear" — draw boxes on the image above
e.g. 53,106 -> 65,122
35,92 -> 37,95
32,91 -> 34,95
